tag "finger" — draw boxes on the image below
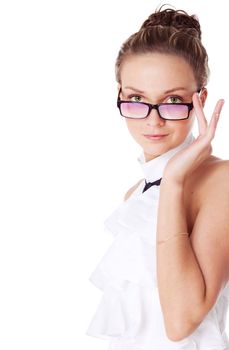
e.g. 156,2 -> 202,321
192,93 -> 208,135
208,99 -> 225,139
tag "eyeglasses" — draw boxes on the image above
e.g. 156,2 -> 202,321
117,89 -> 195,121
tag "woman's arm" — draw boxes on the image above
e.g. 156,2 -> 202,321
157,179 -> 204,341
157,166 -> 229,341
156,94 -> 228,341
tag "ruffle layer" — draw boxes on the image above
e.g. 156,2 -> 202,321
87,280 -> 201,349
87,183 -> 229,349
87,246 -> 228,349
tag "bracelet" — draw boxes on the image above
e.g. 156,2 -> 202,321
157,232 -> 189,245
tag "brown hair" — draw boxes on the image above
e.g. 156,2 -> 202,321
115,6 -> 209,89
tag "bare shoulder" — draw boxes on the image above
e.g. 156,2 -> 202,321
197,156 -> 229,194
124,179 -> 144,201
188,156 -> 229,197
206,155 -> 229,174
186,156 -> 229,234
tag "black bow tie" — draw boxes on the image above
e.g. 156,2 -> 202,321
142,178 -> 162,193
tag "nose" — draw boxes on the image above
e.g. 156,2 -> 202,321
146,108 -> 165,127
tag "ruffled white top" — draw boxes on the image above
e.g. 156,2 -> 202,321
87,134 -> 229,350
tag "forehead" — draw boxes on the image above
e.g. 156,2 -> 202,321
120,53 -> 197,94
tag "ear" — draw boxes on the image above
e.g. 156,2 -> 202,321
199,87 -> 208,107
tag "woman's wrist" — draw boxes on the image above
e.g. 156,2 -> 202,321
157,176 -> 187,241
157,232 -> 189,245
160,177 -> 185,192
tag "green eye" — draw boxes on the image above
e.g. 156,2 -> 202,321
167,97 -> 182,104
130,95 -> 142,102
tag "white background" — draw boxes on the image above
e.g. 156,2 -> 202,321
0,0 -> 228,349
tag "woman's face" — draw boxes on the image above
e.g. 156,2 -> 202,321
119,53 -> 203,161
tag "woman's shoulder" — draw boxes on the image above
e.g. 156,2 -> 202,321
199,155 -> 229,186
124,179 -> 144,201
190,155 -> 229,204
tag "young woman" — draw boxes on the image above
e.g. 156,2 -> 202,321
87,6 -> 229,350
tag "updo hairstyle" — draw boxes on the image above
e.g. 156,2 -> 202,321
115,6 -> 209,89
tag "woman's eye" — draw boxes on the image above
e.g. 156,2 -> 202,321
129,95 -> 142,102
167,96 -> 182,104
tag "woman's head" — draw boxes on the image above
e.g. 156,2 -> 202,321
115,7 -> 209,160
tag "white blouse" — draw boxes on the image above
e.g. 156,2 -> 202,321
87,134 -> 229,350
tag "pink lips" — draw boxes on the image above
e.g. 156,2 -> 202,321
143,134 -> 169,140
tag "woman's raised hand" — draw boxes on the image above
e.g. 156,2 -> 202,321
163,93 -> 225,185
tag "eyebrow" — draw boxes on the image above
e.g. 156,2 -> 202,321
123,86 -> 190,94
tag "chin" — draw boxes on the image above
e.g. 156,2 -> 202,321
143,144 -> 171,160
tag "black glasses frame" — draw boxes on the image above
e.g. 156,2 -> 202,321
117,88 -> 196,121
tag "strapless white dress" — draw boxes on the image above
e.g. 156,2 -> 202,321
86,134 -> 229,349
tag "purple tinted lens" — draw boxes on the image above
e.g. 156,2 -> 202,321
121,102 -> 149,118
159,104 -> 189,119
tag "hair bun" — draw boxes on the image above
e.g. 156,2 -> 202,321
140,7 -> 201,39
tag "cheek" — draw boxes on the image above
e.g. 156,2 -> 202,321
186,114 -> 195,130
170,119 -> 194,143
125,119 -> 143,136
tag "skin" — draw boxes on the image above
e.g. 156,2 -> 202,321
120,53 -> 229,340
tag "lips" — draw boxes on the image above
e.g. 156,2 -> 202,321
143,133 -> 169,140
